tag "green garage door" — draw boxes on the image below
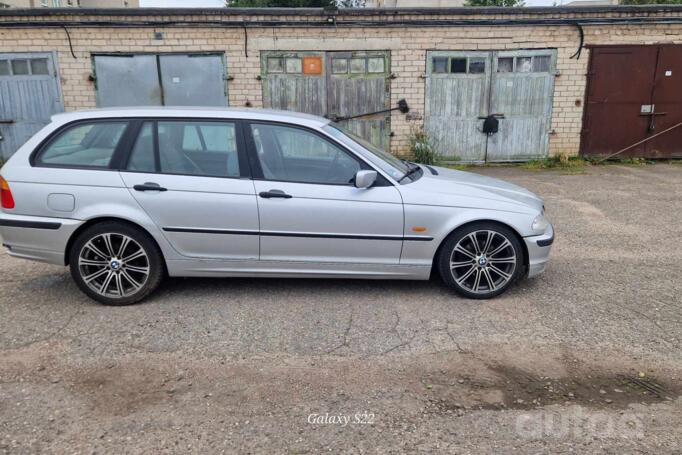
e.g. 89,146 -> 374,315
261,50 -> 391,151
426,49 -> 556,163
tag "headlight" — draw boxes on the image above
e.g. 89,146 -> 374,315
532,214 -> 550,233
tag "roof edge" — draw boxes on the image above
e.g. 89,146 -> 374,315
2,5 -> 682,18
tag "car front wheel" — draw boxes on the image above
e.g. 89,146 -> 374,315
69,221 -> 164,306
438,222 -> 524,299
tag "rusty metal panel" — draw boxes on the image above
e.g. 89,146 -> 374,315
261,51 -> 326,117
425,51 -> 490,162
486,49 -> 556,162
159,54 -> 227,107
327,51 -> 391,151
0,52 -> 63,160
94,55 -> 162,107
646,45 -> 682,158
581,46 -> 657,158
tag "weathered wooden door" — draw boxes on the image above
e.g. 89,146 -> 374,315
0,52 -> 63,161
487,50 -> 556,161
425,51 -> 490,162
326,52 -> 391,150
425,50 -> 556,163
260,51 -> 391,150
261,51 -> 326,116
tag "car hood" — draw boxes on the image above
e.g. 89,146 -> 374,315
400,165 -> 544,213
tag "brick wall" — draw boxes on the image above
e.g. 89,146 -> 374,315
1,8 -> 682,158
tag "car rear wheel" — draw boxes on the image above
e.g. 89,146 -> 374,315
69,221 -> 164,306
438,222 -> 524,299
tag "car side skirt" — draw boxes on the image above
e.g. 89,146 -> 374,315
165,258 -> 432,280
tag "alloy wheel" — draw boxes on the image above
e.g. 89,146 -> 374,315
449,230 -> 517,294
78,233 -> 150,298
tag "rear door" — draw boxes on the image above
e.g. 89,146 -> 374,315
119,119 -> 259,260
0,52 -> 64,161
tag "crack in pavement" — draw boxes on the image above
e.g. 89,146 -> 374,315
4,308 -> 83,350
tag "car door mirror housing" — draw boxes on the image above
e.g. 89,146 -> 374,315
354,170 -> 378,189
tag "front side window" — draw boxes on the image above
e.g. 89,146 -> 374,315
37,121 -> 127,167
250,123 -> 361,185
323,123 -> 409,182
126,120 -> 240,178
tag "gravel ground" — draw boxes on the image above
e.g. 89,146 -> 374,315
1,164 -> 681,454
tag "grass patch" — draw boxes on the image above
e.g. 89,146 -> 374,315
520,155 -> 588,173
441,163 -> 471,171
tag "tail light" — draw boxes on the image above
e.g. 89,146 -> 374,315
0,176 -> 15,209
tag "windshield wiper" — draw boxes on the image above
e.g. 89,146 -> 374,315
398,162 -> 421,183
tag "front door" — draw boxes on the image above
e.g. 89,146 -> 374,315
425,50 -> 556,162
119,119 -> 259,260
0,52 -> 64,161
245,121 -> 404,264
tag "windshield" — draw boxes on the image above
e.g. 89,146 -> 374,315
323,123 -> 411,182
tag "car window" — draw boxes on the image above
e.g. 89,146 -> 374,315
37,121 -> 127,168
126,122 -> 155,172
126,120 -> 240,178
250,123 -> 360,185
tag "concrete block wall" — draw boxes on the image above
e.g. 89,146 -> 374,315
2,8 -> 682,158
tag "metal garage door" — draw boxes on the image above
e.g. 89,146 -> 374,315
582,45 -> 682,159
0,52 -> 64,160
93,54 -> 228,108
426,50 -> 556,163
261,51 -> 391,150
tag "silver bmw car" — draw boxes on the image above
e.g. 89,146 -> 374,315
0,107 -> 553,305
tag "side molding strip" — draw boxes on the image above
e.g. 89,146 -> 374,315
163,227 -> 433,242
0,219 -> 62,230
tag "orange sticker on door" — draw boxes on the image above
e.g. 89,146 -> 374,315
302,57 -> 323,75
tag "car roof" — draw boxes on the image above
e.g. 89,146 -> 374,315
50,106 -> 331,128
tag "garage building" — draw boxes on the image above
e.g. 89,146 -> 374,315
1,5 -> 682,162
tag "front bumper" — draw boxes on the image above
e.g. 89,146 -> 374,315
0,212 -> 83,265
523,224 -> 554,278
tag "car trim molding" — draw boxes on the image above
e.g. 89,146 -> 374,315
163,227 -> 433,242
536,234 -> 554,247
0,219 -> 62,230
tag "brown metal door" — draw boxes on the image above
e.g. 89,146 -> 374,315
646,45 -> 682,158
582,45 -> 682,159
582,46 -> 657,158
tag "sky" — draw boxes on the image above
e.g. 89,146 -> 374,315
139,0 -> 557,7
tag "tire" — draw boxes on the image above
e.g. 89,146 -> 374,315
69,221 -> 165,306
438,222 -> 525,299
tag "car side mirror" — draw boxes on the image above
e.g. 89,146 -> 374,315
354,170 -> 377,189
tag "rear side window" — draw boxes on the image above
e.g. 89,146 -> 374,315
126,120 -> 240,178
36,121 -> 127,168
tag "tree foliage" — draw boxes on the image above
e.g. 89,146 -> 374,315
226,0 -> 366,6
620,0 -> 682,4
464,0 -> 524,6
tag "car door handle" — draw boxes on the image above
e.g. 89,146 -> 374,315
259,189 -> 292,199
133,182 -> 167,192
